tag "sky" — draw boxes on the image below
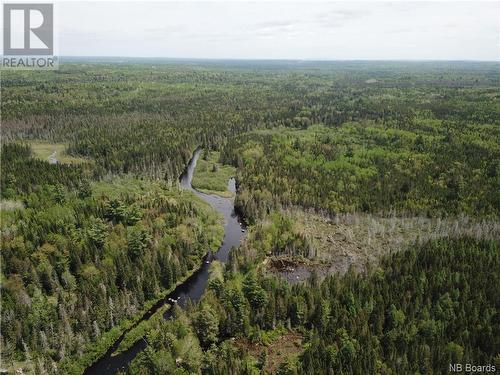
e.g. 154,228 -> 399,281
50,1 -> 500,60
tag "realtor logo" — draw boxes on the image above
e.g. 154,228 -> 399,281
2,3 -> 57,69
3,3 -> 53,55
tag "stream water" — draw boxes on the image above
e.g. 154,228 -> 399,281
84,149 -> 244,374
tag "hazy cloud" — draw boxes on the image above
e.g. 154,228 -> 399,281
46,1 -> 500,60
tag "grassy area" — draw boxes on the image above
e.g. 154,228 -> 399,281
4,360 -> 36,375
192,150 -> 236,198
0,200 -> 24,230
26,141 -> 88,164
233,328 -> 303,374
92,176 -> 225,230
0,200 -> 24,211
92,175 -> 166,198
297,210 -> 499,266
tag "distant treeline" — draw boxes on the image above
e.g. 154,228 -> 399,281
2,62 -> 499,182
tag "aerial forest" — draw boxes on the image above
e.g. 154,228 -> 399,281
1,61 -> 499,374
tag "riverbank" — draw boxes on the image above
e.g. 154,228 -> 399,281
111,254 -> 207,357
113,304 -> 171,356
80,149 -> 243,374
64,293 -> 169,375
66,173 -> 225,374
66,203 -> 223,374
191,150 -> 236,198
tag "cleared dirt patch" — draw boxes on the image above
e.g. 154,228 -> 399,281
234,331 -> 303,374
266,208 -> 499,282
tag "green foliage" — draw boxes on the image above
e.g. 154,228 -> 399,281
0,176 -> 223,372
228,120 -> 499,223
87,217 -> 108,248
1,143 -> 88,199
192,305 -> 220,348
229,212 -> 311,271
191,151 -> 236,197
127,224 -> 151,259
104,198 -> 142,225
295,237 -> 500,374
2,61 -> 499,374
130,236 -> 500,374
243,272 -> 268,310
128,310 -> 203,374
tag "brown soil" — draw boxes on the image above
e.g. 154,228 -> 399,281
234,332 -> 303,374
266,208 -> 499,283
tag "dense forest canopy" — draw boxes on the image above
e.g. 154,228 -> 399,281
225,120 -> 498,222
1,142 -> 223,373
127,237 -> 500,375
2,61 -> 499,181
1,61 -> 499,374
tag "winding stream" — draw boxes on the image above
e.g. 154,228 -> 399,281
84,149 -> 244,374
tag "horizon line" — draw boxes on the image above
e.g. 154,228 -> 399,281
57,56 -> 500,63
